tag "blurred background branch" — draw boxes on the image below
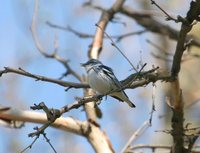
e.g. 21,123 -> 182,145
0,0 -> 200,153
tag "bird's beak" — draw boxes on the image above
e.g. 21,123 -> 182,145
80,62 -> 86,67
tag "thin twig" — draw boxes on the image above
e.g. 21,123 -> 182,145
150,0 -> 179,22
95,24 -> 138,72
31,0 -> 82,81
115,30 -> 147,42
42,132 -> 57,153
129,144 -> 200,152
60,95 -> 103,114
21,127 -> 57,153
27,95 -> 102,138
151,52 -> 172,62
120,120 -> 150,153
46,21 -> 94,38
47,21 -> 147,42
147,39 -> 197,63
120,6 -> 200,49
146,39 -> 173,56
21,135 -> 39,153
130,144 -> 171,150
149,82 -> 156,125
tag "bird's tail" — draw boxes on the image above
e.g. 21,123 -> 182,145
125,99 -> 136,108
110,92 -> 136,108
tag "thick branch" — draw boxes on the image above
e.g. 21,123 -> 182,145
89,0 -> 126,58
171,25 -> 191,77
121,68 -> 172,89
171,0 -> 200,77
170,1 -> 200,152
0,107 -> 86,135
171,79 -> 185,153
0,107 -> 114,153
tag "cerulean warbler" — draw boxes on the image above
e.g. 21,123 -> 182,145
81,59 -> 135,108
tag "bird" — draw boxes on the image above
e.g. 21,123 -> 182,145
81,59 -> 135,108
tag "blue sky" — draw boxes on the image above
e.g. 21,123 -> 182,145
1,0 -> 197,153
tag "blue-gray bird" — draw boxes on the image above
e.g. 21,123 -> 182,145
81,59 -> 135,108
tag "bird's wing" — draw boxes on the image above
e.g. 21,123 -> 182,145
99,65 -> 126,92
99,65 -> 134,107
99,65 -> 113,76
99,65 -> 120,86
99,65 -> 131,101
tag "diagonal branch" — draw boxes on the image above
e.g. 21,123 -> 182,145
150,0 -> 179,22
120,120 -> 150,153
120,7 -> 200,49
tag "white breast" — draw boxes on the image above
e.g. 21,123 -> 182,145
88,69 -> 112,94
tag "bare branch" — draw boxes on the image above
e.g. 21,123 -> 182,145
171,0 -> 200,77
31,0 -> 82,81
0,106 -> 114,153
129,144 -> 200,152
0,66 -> 173,92
149,82 -> 156,125
46,21 -> 94,38
96,24 -> 138,72
114,30 -> 147,42
171,79 -> 185,153
22,126 -> 57,153
46,21 -> 147,42
21,135 -> 39,153
186,131 -> 200,153
0,67 -> 88,89
120,120 -> 150,153
147,39 -> 199,63
146,39 -> 173,56
130,144 -> 171,151
42,132 -> 57,153
151,52 -> 173,62
120,7 -> 200,49
150,0 -> 179,22
121,67 -> 172,90
0,108 -> 86,135
88,0 -> 126,59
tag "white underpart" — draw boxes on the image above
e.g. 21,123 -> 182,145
84,63 -> 135,107
88,68 -> 112,94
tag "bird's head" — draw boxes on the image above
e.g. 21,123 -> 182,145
81,59 -> 102,72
